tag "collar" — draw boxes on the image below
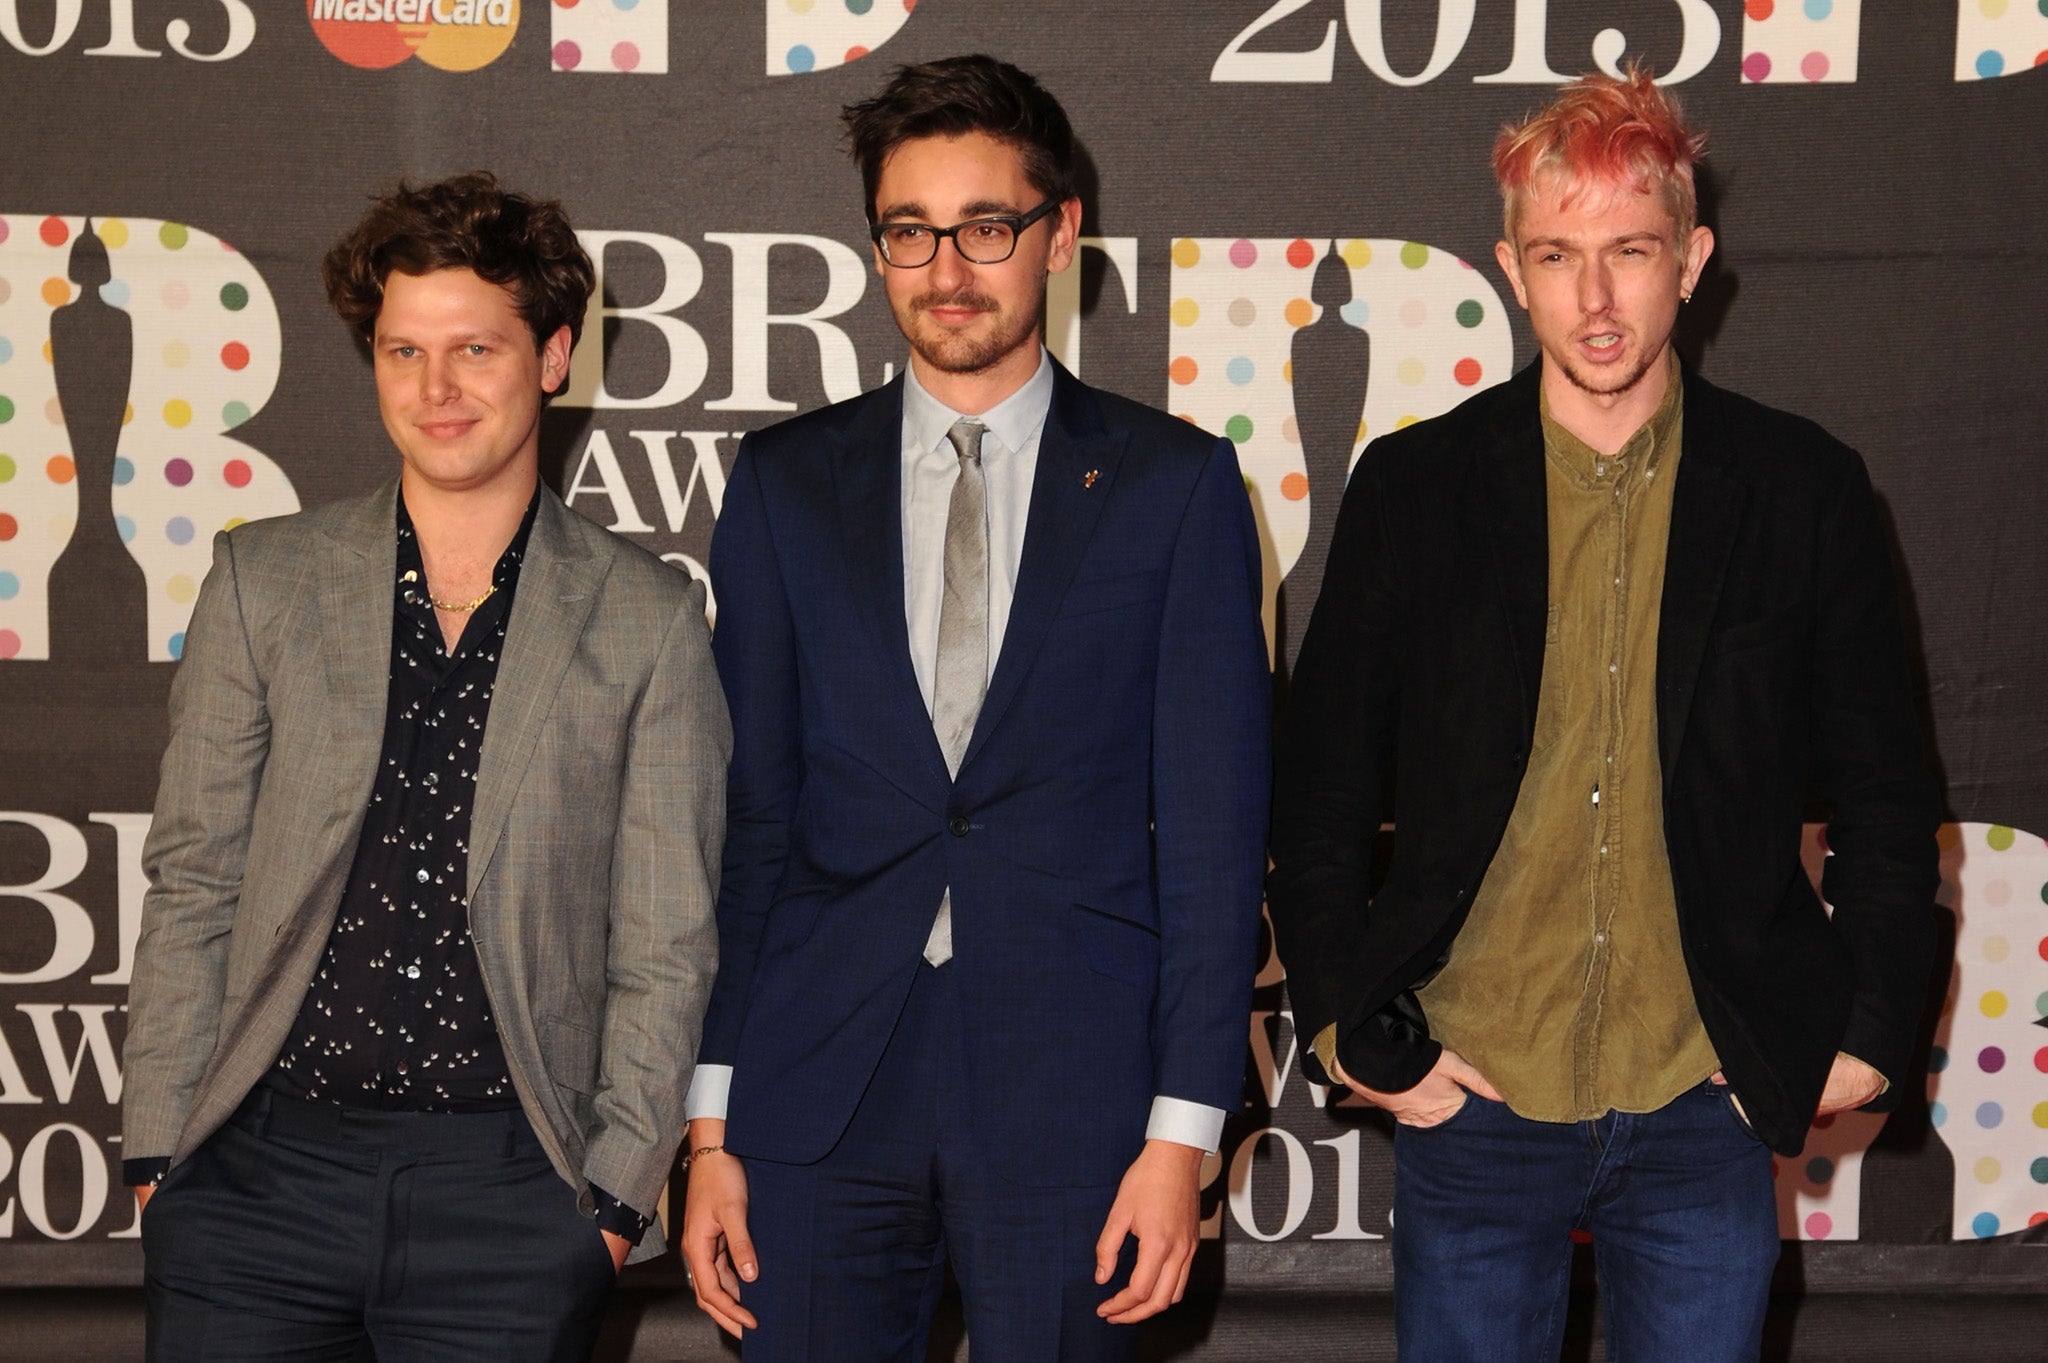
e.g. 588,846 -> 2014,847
902,347 -> 1055,457
1540,350 -> 1683,490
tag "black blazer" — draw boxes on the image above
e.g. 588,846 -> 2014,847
1268,360 -> 1940,1155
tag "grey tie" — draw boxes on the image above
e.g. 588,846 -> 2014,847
924,418 -> 988,966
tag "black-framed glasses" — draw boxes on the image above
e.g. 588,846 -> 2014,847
871,199 -> 1060,268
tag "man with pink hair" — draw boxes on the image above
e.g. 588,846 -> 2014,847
1269,71 -> 1937,1357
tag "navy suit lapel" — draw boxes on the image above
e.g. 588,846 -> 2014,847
1479,363 -> 1550,740
960,364 -> 1125,774
1656,369 -> 1746,788
832,378 -> 952,785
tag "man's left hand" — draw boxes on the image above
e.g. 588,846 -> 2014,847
1093,1138 -> 1204,1324
601,1228 -> 630,1274
1815,1053 -> 1887,1116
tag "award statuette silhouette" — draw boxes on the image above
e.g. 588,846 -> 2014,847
1280,246 -> 1371,674
46,219 -> 148,666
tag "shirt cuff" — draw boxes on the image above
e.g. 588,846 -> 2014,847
1144,1096 -> 1227,1153
685,1063 -> 733,1122
589,1183 -> 654,1247
124,1157 -> 172,1189
1311,1023 -> 1340,1083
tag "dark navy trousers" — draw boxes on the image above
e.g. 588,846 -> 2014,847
739,961 -> 1141,1363
1391,1079 -> 1780,1362
142,1089 -> 617,1361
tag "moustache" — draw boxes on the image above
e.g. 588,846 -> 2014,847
912,290 -> 999,315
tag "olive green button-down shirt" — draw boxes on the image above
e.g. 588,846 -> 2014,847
1412,361 -> 1719,1123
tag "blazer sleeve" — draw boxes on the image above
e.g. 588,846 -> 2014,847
1809,452 -> 1942,1100
583,573 -> 731,1214
694,437 -> 802,1069
1267,443 -> 1441,1093
122,530 -> 272,1164
1148,437 -> 1272,1111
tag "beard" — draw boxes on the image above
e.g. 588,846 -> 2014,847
1556,337 -> 1663,400
898,285 -> 1042,375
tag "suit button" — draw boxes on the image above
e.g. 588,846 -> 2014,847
948,816 -> 972,837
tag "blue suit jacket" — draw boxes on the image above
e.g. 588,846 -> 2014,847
700,361 -> 1271,1188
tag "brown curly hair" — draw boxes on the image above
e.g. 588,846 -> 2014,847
322,172 -> 595,392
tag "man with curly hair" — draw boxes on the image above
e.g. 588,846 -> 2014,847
1269,72 -> 1938,1359
121,173 -> 728,1360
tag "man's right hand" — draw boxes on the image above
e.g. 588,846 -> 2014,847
680,1118 -> 759,1339
1330,1047 -> 1503,1127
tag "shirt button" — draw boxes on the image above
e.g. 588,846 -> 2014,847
1600,844 -> 1609,855
415,869 -> 430,883
948,816 -> 972,838
1609,663 -> 1618,673
1595,932 -> 1607,943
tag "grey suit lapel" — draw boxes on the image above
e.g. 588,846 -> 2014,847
319,481 -> 399,831
468,490 -> 610,900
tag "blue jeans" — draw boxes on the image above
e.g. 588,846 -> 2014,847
1392,1078 -> 1778,1362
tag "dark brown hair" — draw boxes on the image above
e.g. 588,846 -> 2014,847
322,172 -> 595,366
841,55 -> 1077,225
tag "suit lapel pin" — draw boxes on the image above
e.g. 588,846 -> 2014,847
1082,469 -> 1099,489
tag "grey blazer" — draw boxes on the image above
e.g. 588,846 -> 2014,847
122,480 -> 728,1261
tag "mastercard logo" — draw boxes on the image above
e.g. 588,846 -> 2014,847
308,0 -> 519,73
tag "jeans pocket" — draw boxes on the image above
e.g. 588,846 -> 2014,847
1713,1082 -> 1763,1143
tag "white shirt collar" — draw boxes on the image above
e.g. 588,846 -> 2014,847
902,347 -> 1055,458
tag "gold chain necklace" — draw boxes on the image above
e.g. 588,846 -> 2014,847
427,583 -> 498,613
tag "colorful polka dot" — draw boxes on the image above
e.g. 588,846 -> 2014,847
47,456 -> 75,484
1339,300 -> 1369,327
1397,358 -> 1426,385
41,278 -> 69,307
39,217 -> 69,247
1456,300 -> 1485,328
1801,51 -> 1829,80
1280,473 -> 1308,501
0,572 -> 17,600
786,45 -> 815,72
1227,299 -> 1256,327
1978,1103 -> 2005,1129
1977,50 -> 2005,77
1805,1156 -> 1834,1183
1340,239 -> 1372,268
0,455 -> 13,481
0,337 -> 9,365
1171,298 -> 1200,327
166,575 -> 197,604
42,397 -> 62,425
97,219 -> 128,249
2035,1158 -> 2048,1183
165,516 -> 195,546
1399,298 -> 1428,328
1986,881 -> 2014,908
1286,239 -> 1315,269
1980,1047 -> 2007,1073
1975,1156 -> 2003,1183
1987,825 -> 2015,850
159,222 -> 188,250
221,342 -> 250,371
1283,298 -> 1312,327
1982,991 -> 2009,1017
0,630 -> 19,659
1226,357 -> 1255,385
0,397 -> 11,424
1229,240 -> 1259,269
1743,51 -> 1773,81
99,279 -> 130,308
223,459 -> 252,488
2035,1101 -> 2048,1128
1169,357 -> 1198,385
1224,415 -> 1253,443
1805,0 -> 1832,17
0,513 -> 13,541
1398,242 -> 1429,269
219,283 -> 249,312
162,281 -> 190,310
163,341 -> 191,369
1172,239 -> 1201,269
612,42 -> 640,70
1803,1211 -> 1832,1239
167,632 -> 185,660
164,400 -> 193,429
223,401 -> 251,428
1454,358 -> 1484,387
165,458 -> 194,487
1972,1211 -> 2001,1237
1280,418 -> 1299,445
116,515 -> 135,543
112,457 -> 133,486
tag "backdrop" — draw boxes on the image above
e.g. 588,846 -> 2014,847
0,0 -> 2043,1331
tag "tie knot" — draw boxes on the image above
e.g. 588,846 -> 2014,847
946,419 -> 986,466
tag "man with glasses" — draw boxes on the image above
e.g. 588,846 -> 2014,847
680,54 -> 1270,1361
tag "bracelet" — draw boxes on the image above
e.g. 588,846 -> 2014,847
683,1143 -> 725,1169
